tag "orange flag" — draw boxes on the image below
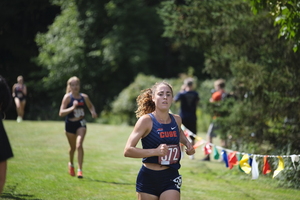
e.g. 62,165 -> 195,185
263,156 -> 271,174
193,140 -> 204,149
228,151 -> 238,169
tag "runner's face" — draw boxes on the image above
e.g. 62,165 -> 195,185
17,78 -> 23,84
70,80 -> 80,93
153,84 -> 173,111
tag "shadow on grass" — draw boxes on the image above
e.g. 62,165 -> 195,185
1,184 -> 42,200
85,177 -> 135,186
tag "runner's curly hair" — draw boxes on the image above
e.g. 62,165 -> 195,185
135,81 -> 173,118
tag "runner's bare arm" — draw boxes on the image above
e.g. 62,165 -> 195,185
82,94 -> 97,118
59,94 -> 76,117
124,115 -> 168,158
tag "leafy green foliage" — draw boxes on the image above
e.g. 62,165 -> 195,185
247,0 -> 300,51
36,1 -> 84,90
36,0 -> 203,120
101,73 -> 181,125
100,74 -> 160,125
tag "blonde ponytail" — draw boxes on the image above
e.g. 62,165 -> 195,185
66,76 -> 80,94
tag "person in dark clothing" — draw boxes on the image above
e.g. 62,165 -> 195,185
174,78 -> 200,148
0,75 -> 14,195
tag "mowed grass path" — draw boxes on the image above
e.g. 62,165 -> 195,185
1,120 -> 300,200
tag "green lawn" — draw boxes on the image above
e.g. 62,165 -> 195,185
1,120 -> 300,200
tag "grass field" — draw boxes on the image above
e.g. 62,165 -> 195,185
1,120 -> 300,200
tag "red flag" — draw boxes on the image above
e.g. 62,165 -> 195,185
263,156 -> 271,174
203,143 -> 212,155
228,151 -> 238,169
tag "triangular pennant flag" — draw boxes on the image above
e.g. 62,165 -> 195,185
290,155 -> 299,169
251,155 -> 259,179
194,136 -> 202,141
213,146 -> 220,160
193,139 -> 204,149
228,151 -> 238,169
273,156 -> 284,178
222,150 -> 229,168
263,156 -> 271,175
237,153 -> 244,172
248,154 -> 253,167
203,142 -> 212,155
239,154 -> 251,174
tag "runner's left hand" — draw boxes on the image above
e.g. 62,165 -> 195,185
185,143 -> 195,155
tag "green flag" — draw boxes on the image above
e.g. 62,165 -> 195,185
213,146 -> 220,160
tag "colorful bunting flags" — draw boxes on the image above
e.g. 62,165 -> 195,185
252,155 -> 259,179
193,139 -> 204,149
222,150 -> 229,168
239,154 -> 251,174
273,156 -> 284,178
228,151 -> 238,169
248,154 -> 253,167
174,118 -> 299,181
204,142 -> 212,155
237,153 -> 244,172
291,155 -> 299,169
213,146 -> 220,160
263,156 -> 271,175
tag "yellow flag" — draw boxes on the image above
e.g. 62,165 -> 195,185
273,156 -> 284,178
194,136 -> 202,141
239,154 -> 251,174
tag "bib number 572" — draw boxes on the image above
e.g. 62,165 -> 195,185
159,144 -> 180,165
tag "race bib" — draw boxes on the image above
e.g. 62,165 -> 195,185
159,144 -> 180,165
74,108 -> 85,118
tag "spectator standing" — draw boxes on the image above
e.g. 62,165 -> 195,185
174,78 -> 200,158
202,79 -> 227,161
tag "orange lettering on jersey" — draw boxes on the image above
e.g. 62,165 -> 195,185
160,131 -> 177,138
78,102 -> 84,106
160,132 -> 164,138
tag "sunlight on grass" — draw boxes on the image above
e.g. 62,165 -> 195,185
1,120 -> 300,200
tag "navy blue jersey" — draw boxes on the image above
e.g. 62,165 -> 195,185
142,113 -> 181,170
174,91 -> 199,121
14,84 -> 25,99
66,93 -> 85,120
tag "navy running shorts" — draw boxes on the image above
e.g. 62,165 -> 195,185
65,119 -> 86,134
136,165 -> 182,197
